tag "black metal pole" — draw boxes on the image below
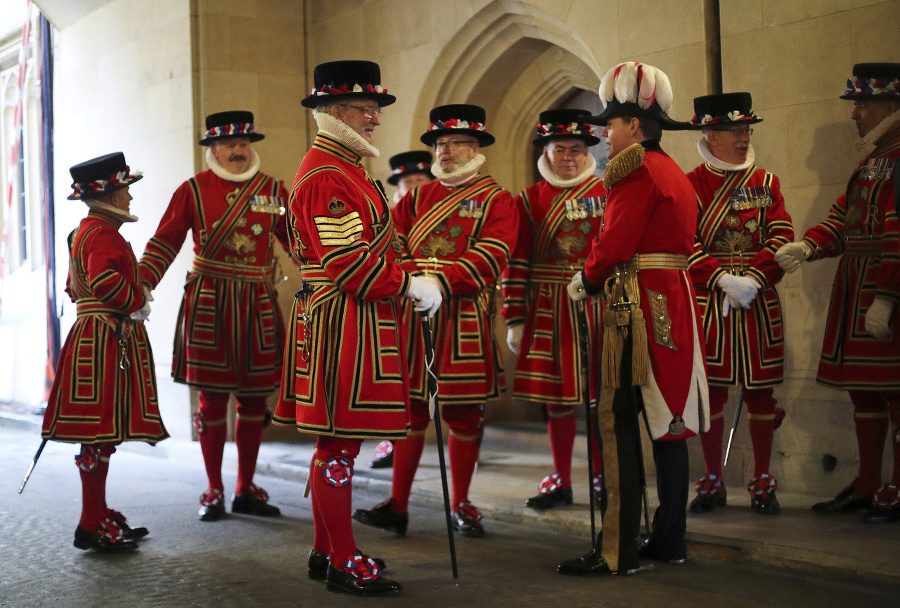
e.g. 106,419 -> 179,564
18,438 -> 48,494
420,312 -> 459,584
575,302 -> 599,549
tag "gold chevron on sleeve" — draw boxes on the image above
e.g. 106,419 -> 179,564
315,212 -> 364,246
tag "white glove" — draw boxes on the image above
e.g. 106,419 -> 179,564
717,274 -> 761,309
774,242 -> 811,273
864,296 -> 895,340
721,293 -> 742,318
142,284 -> 154,302
407,275 -> 443,318
507,325 -> 524,355
567,272 -> 588,302
130,300 -> 151,322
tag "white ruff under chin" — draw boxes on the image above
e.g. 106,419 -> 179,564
698,136 -> 755,171
85,201 -> 138,223
205,148 -> 261,182
538,153 -> 598,188
314,111 -> 380,158
432,154 -> 485,187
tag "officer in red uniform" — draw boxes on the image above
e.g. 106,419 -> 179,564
502,108 -> 605,510
686,93 -> 794,516
274,60 -> 442,596
369,150 -> 435,470
776,63 -> 900,523
139,111 -> 289,521
561,62 -> 708,575
353,104 -> 518,538
43,152 -> 169,552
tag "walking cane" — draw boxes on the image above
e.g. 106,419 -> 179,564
575,301 -> 600,550
723,388 -> 745,467
18,438 -> 48,494
420,312 -> 459,584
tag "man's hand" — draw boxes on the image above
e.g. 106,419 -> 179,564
864,296 -> 895,340
774,242 -> 811,273
718,274 -> 761,309
407,276 -> 443,318
567,272 -> 588,302
130,301 -> 151,322
142,285 -> 154,303
721,293 -> 742,318
507,325 -> 524,355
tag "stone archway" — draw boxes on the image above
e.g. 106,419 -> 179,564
412,0 -> 606,195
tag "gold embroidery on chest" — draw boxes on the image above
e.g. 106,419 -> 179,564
420,235 -> 457,258
552,232 -> 588,259
225,188 -> 240,206
845,204 -> 864,227
224,232 -> 257,255
714,230 -> 753,254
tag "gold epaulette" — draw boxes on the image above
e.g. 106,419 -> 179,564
603,143 -> 645,189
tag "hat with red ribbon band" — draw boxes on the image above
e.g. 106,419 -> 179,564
421,104 -> 495,147
840,63 -> 900,100
533,108 -> 600,146
387,150 -> 434,185
302,60 -> 396,109
199,110 -> 264,146
689,92 -> 762,129
68,152 -> 143,201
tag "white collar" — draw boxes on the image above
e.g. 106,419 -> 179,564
85,201 -> 138,223
857,107 -> 900,152
432,153 -> 485,187
538,153 -> 598,189
697,136 -> 755,172
205,147 -> 261,182
314,111 -> 380,158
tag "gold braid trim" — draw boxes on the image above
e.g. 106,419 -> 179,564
603,143 -> 645,189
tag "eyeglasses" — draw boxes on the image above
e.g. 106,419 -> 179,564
340,104 -> 383,119
434,139 -> 476,151
725,127 -> 753,137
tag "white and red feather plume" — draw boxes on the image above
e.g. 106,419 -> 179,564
600,61 -> 673,112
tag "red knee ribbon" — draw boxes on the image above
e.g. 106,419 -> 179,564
322,456 -> 354,488
374,440 -> 393,460
75,446 -> 102,473
192,411 -> 205,435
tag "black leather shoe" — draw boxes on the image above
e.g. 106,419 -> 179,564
232,490 -> 281,517
352,499 -> 408,536
812,490 -> 872,514
689,489 -> 727,514
73,523 -> 138,553
557,549 -> 612,576
751,493 -> 781,515
308,549 -> 387,580
325,564 -> 402,596
525,486 -> 573,510
451,510 -> 484,537
199,501 -> 226,522
637,536 -> 685,564
864,505 -> 900,524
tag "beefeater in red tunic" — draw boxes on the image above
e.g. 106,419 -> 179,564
138,111 -> 290,521
501,108 -> 606,511
273,61 -> 441,597
560,62 -> 708,576
776,63 -> 900,524
353,104 -> 517,539
686,93 -> 795,516
43,152 -> 168,552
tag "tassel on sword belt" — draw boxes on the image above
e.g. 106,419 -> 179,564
295,264 -> 336,363
75,299 -> 133,370
608,253 -> 689,327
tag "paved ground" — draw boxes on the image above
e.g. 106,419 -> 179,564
2,428 -> 899,608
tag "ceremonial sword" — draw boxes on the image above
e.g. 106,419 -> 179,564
723,387 -> 745,467
17,438 -> 48,494
575,301 -> 601,550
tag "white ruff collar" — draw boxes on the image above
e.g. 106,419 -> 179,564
205,147 -> 261,182
314,111 -> 380,158
698,136 -> 755,172
538,153 -> 597,189
85,201 -> 138,223
432,153 -> 485,187
856,108 -> 900,152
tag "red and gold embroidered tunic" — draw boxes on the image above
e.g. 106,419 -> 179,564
802,122 -> 900,390
687,164 -> 794,387
273,134 -> 412,439
583,144 -> 708,440
139,170 -> 290,395
502,176 -> 606,404
394,175 -> 518,405
43,211 -> 169,444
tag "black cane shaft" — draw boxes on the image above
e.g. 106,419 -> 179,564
18,438 -> 48,494
575,304 -> 598,549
